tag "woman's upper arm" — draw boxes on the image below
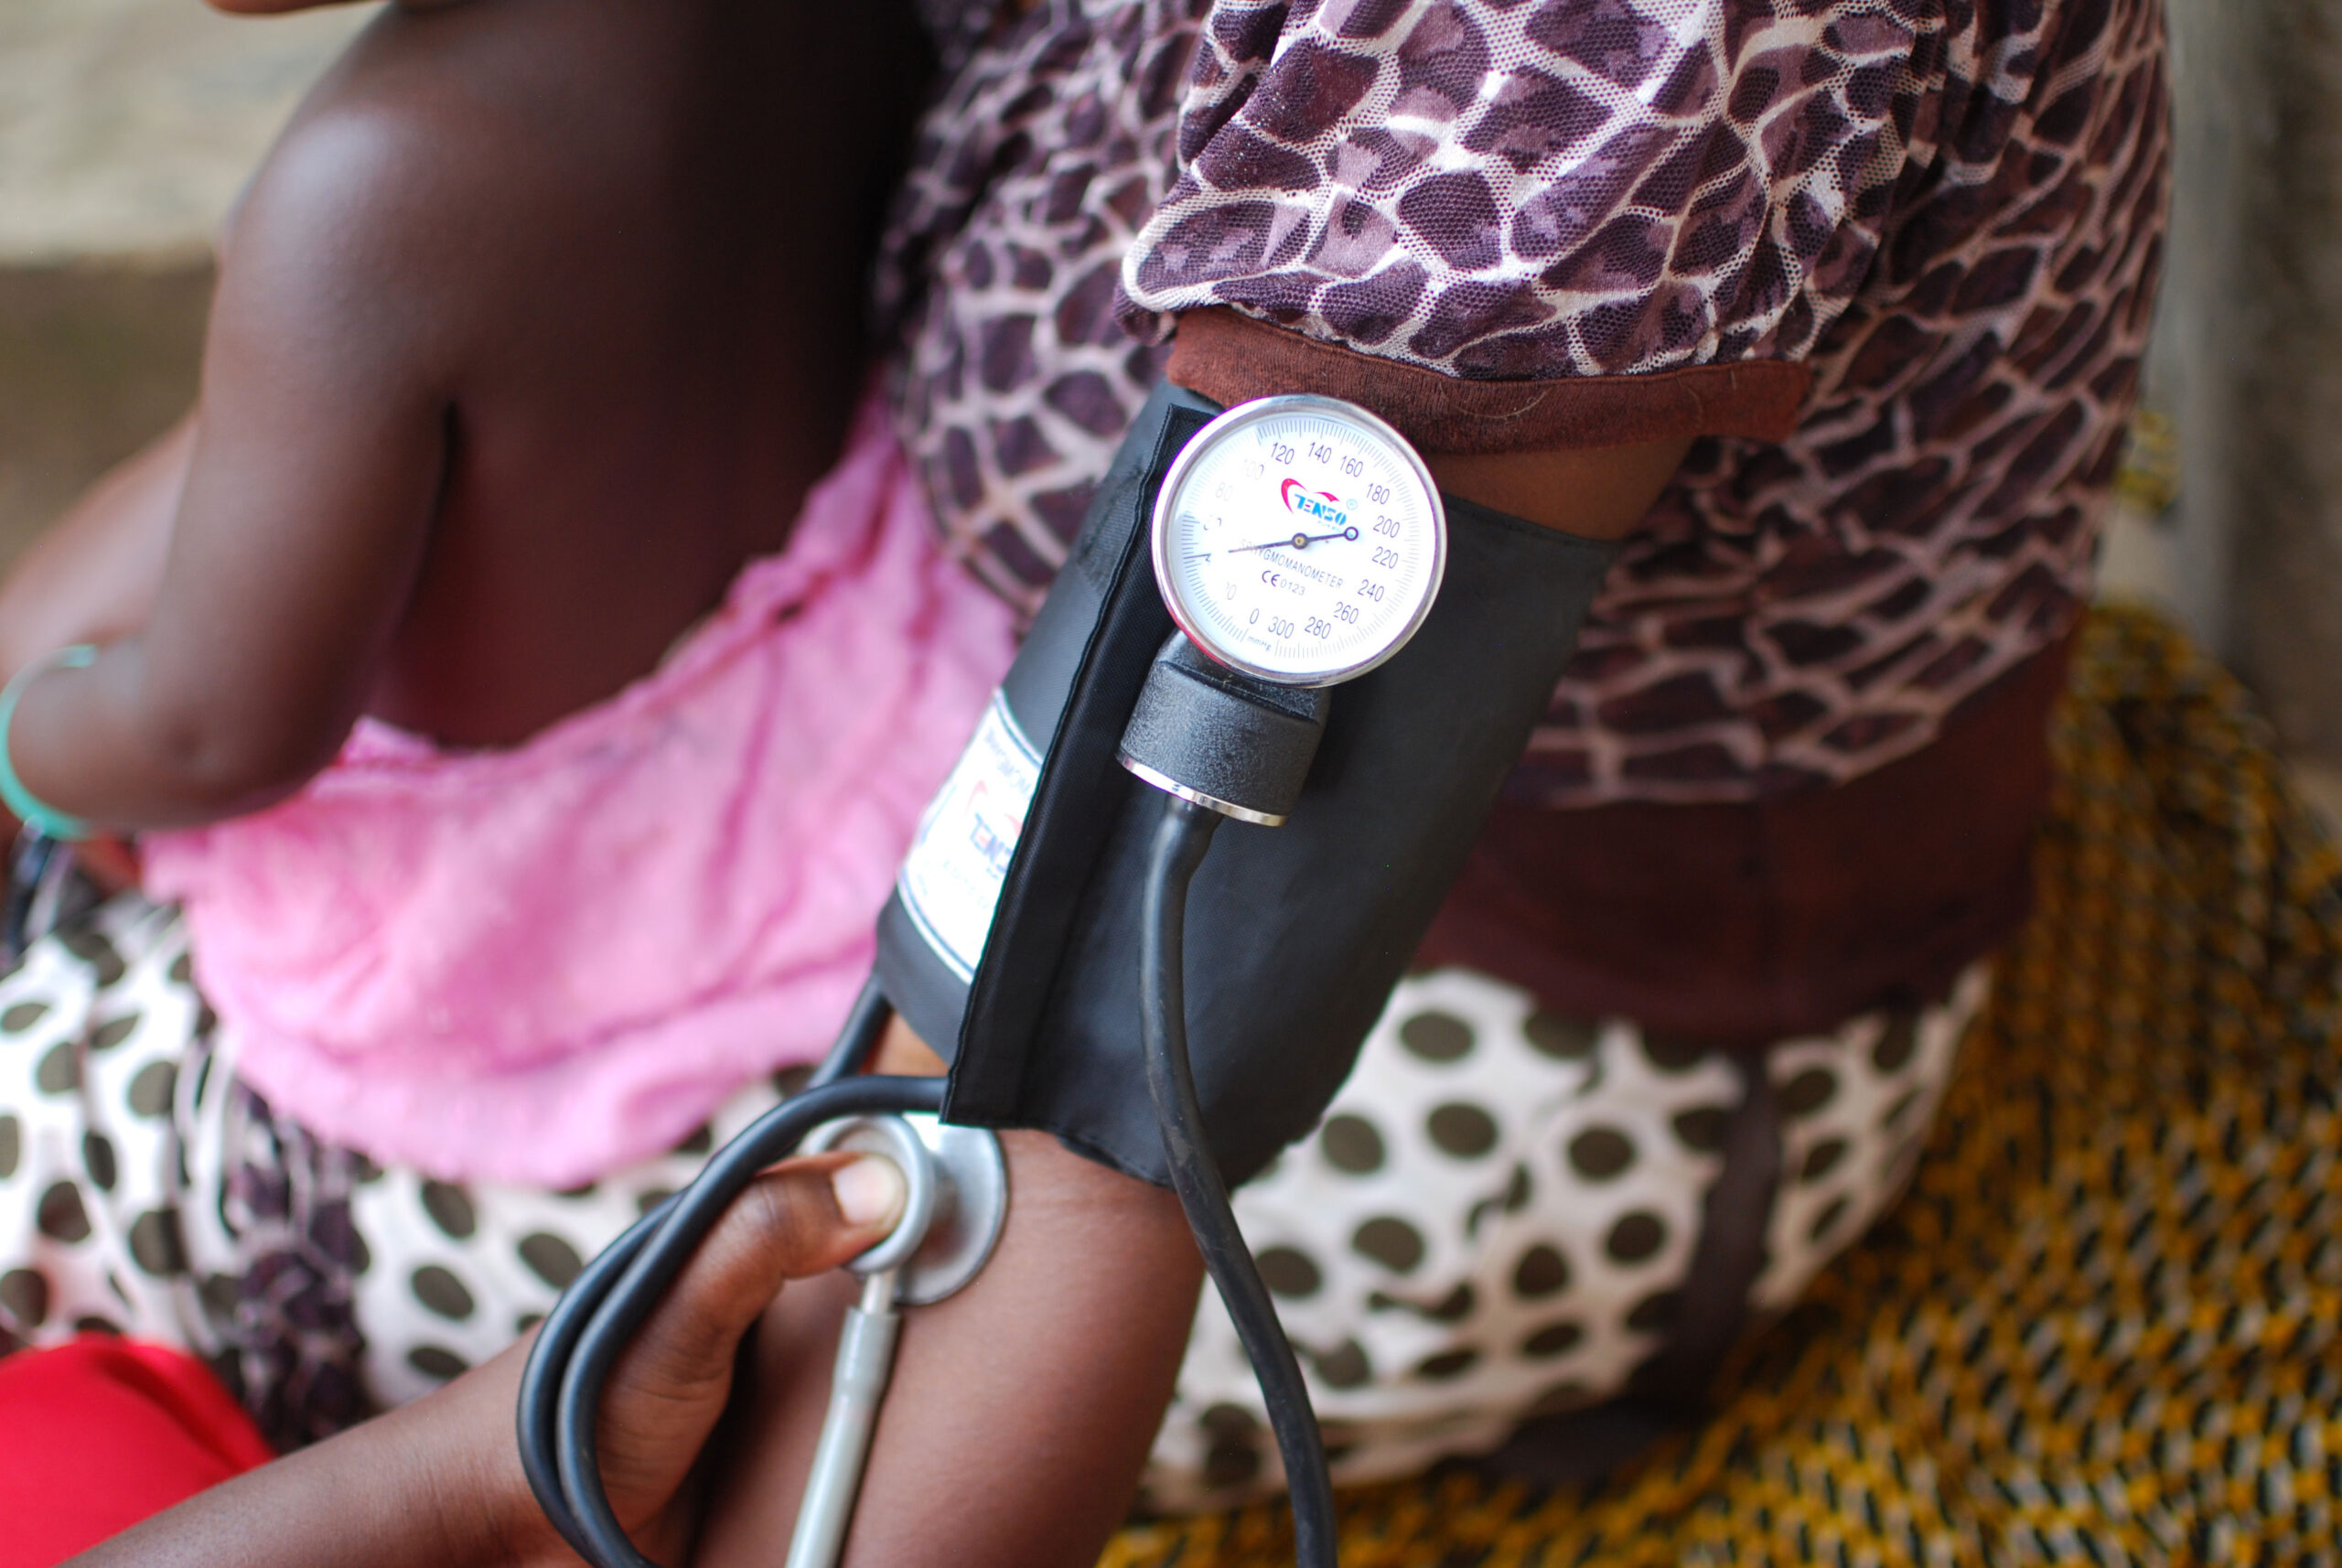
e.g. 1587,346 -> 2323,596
1115,4 -> 1917,473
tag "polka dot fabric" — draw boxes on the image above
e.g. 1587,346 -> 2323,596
0,905 -> 1972,1487
1102,603 -> 2342,1565
1145,963 -> 1979,1508
7,605 -> 2323,1557
0,908 -> 385,1452
0,890 -> 801,1447
1750,970 -> 1977,1316
0,896 -> 201,1356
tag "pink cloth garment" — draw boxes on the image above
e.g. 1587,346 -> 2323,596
143,398 -> 1015,1187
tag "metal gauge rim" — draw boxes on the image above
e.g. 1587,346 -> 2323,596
1151,393 -> 1447,689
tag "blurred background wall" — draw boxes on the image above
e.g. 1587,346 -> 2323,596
2126,0 -> 2342,819
0,0 -> 2333,816
2205,0 -> 2342,794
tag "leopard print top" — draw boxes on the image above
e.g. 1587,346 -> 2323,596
880,0 -> 2167,804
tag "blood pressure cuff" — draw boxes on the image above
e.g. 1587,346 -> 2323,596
876,379 -> 1618,1187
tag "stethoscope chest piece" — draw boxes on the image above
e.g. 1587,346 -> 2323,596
803,1113 -> 1008,1305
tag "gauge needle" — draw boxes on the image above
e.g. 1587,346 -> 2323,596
1227,527 -> 1360,553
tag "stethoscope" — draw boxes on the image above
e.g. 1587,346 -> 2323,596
527,392 -> 1448,1568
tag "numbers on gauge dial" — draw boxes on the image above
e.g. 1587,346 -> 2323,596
1157,406 -> 1441,684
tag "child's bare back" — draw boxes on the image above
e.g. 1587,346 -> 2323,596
0,0 -> 922,824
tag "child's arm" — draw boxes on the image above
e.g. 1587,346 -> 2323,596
0,417 -> 193,884
6,118 -> 451,832
72,1152 -> 907,1568
0,414 -> 191,681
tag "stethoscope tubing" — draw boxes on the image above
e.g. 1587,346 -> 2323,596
515,981 -> 939,1568
1138,797 -> 1338,1567
521,902 -> 1338,1568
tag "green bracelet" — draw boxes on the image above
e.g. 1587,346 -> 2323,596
0,646 -> 98,843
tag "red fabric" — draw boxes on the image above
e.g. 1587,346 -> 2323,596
0,1337 -> 274,1567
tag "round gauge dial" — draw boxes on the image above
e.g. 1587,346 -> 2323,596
1152,395 -> 1446,688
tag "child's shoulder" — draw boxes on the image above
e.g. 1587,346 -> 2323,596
228,92 -> 451,264
219,15 -> 636,366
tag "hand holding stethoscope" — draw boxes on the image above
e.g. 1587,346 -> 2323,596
32,1149 -> 911,1568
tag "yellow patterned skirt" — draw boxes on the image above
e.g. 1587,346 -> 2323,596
1108,604 -> 2342,1565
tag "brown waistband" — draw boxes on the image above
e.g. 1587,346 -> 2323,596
1415,637 -> 2074,1045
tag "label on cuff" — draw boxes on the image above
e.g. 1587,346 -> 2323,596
895,690 -> 1040,983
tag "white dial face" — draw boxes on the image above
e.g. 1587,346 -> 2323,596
1153,396 -> 1446,686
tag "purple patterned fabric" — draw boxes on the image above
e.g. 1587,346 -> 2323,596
1118,0 -> 1895,377
881,0 -> 2167,803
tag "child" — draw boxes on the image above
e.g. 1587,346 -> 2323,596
0,0 -> 1013,1452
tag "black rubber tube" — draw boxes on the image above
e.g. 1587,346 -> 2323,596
518,985 -> 895,1559
806,974 -> 895,1090
517,1069 -> 943,1568
517,1195 -> 663,1559
1139,796 -> 1338,1567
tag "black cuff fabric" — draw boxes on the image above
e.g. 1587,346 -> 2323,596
880,380 -> 1618,1187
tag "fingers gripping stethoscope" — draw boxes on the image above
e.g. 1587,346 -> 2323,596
515,984 -> 1009,1568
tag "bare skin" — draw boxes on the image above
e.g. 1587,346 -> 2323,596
70,1151 -> 909,1568
0,5 -> 1691,1563
1425,439 -> 1692,541
4,0 -> 922,823
19,421 -> 1683,1568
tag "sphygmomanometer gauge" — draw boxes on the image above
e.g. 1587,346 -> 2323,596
527,381 -> 1602,1568
1153,395 -> 1446,688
